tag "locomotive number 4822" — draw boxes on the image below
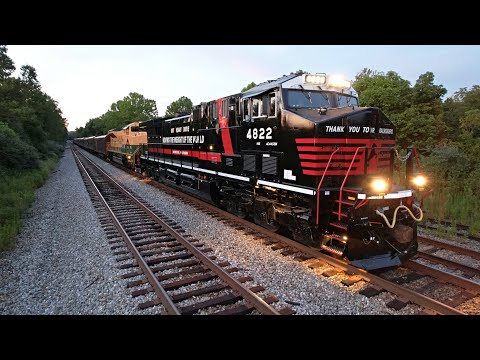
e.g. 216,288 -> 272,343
246,127 -> 273,140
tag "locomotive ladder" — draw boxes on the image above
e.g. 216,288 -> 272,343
316,146 -> 397,244
315,146 -> 364,228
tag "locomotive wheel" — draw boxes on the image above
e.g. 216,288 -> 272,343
253,204 -> 280,232
226,202 -> 248,219
292,227 -> 314,246
290,221 -> 319,247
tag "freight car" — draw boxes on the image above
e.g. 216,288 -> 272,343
137,73 -> 428,270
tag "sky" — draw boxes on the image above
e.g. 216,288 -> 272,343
6,45 -> 480,131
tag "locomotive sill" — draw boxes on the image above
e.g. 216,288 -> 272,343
357,190 -> 412,200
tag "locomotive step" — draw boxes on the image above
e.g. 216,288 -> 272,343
342,187 -> 361,193
321,244 -> 345,256
335,199 -> 356,206
329,222 -> 348,230
324,233 -> 348,243
332,211 -> 349,218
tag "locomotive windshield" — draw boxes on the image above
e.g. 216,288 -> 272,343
286,90 -> 331,109
285,89 -> 358,109
337,94 -> 359,107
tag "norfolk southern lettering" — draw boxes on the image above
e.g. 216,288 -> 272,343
163,135 -> 205,144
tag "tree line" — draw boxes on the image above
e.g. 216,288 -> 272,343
73,95 -> 193,138
352,69 -> 480,227
0,46 -> 67,170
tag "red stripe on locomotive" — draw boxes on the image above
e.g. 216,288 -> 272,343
296,138 -> 395,176
216,98 -> 234,155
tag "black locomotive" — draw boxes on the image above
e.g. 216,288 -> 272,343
74,73 -> 428,270
133,73 -> 428,270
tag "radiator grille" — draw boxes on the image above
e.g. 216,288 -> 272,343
262,156 -> 277,175
243,154 -> 256,172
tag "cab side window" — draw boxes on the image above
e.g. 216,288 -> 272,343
243,99 -> 251,121
252,98 -> 260,117
268,93 -> 276,117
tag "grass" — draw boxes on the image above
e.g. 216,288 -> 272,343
0,157 -> 60,251
423,187 -> 480,235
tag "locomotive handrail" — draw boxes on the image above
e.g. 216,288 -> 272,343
338,146 -> 366,221
338,145 -> 397,221
316,147 -> 339,225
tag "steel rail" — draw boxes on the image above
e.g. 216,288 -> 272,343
404,260 -> 480,294
73,149 -> 180,314
415,251 -> 480,278
75,148 -> 280,315
418,236 -> 480,260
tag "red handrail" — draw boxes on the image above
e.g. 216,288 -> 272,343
413,148 -> 423,174
338,147 -> 365,221
316,148 -> 339,225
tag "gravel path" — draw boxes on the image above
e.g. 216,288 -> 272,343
79,148 -> 422,315
0,144 -> 144,314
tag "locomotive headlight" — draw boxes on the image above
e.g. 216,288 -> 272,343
127,155 -> 132,160
304,73 -> 326,85
412,175 -> 427,187
371,178 -> 388,193
327,75 -> 352,90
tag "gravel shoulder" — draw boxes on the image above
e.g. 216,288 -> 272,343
0,145 -> 141,314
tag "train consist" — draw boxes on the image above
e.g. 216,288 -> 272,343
75,72 -> 428,270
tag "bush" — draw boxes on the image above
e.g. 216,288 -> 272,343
0,122 -> 40,169
0,157 -> 58,250
46,140 -> 65,158
422,145 -> 471,190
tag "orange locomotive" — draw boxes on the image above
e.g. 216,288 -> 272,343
74,122 -> 146,168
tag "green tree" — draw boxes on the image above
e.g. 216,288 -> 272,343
0,45 -> 15,79
165,96 -> 193,117
0,51 -> 66,161
241,82 -> 256,92
353,69 -> 449,151
411,71 -> 447,106
103,92 -> 158,132
353,69 -> 412,114
460,109 -> 480,136
79,92 -> 158,136
442,85 -> 480,142
20,64 -> 41,90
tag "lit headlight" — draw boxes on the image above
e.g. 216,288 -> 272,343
304,73 -> 326,85
327,75 -> 352,90
412,175 -> 427,187
127,155 -> 132,160
371,179 -> 387,193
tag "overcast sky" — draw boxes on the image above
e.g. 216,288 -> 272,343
6,45 -> 480,131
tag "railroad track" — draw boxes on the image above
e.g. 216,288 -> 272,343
72,148 -> 294,315
76,147 -> 480,315
416,236 -> 480,279
419,219 -> 480,242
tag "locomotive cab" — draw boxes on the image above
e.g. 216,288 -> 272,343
107,122 -> 147,169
